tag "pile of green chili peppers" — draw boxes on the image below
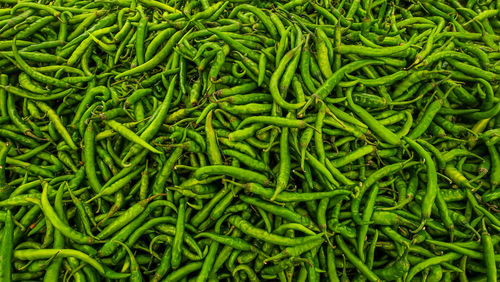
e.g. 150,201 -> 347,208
0,0 -> 500,281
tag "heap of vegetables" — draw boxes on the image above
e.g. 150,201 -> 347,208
0,0 -> 499,281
